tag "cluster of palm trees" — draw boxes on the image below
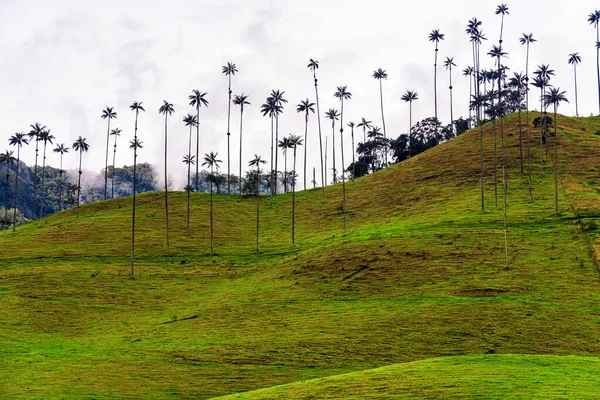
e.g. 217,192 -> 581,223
5,4 -> 600,273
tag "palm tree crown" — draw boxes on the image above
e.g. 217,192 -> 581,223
496,4 -> 509,15
543,88 -> 569,109
401,90 -> 419,103
188,91 -> 209,108
372,68 -> 388,80
130,102 -> 145,113
233,93 -> 251,108
568,52 -> 582,65
183,114 -> 198,127
9,133 -> 28,148
203,152 -> 223,170
325,109 -> 340,121
72,137 -> 89,152
519,33 -> 536,46
428,29 -> 445,43
588,9 -> 600,27
53,143 -> 69,156
334,86 -> 352,101
159,100 -> 175,115
307,58 -> 319,72
296,99 -> 315,114
222,62 -> 238,76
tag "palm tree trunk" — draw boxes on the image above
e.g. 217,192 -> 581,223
493,119 -> 498,208
77,149 -> 82,217
313,70 -> 325,196
13,147 -> 20,231
275,115 -> 279,194
363,126 -> 366,144
324,137 -> 328,186
270,115 -> 274,206
104,118 -> 110,200
292,147 -> 296,246
112,136 -> 117,199
525,44 -> 533,201
187,125 -> 192,232
313,167 -> 316,189
596,24 -> 600,115
210,165 -> 214,255
449,65 -> 454,133
256,165 -> 260,253
227,75 -> 232,195
554,107 -> 559,214
131,145 -> 137,279
39,141 -> 47,227
5,172 -> 9,225
340,104 -> 347,235
196,105 -> 200,192
480,123 -> 484,212
351,126 -> 356,180
540,87 -> 544,174
33,140 -> 39,219
239,107 -> 244,195
284,150 -> 288,193
434,43 -> 438,124
468,72 -> 473,127
332,121 -> 336,183
518,108 -> 523,175
303,112 -> 308,191
164,113 -> 169,250
574,64 -> 579,117
379,79 -> 388,166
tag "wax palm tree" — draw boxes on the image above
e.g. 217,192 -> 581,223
261,99 -> 282,204
203,152 -> 222,256
183,113 -> 198,231
509,73 -> 528,176
109,128 -> 121,198
248,154 -> 267,252
101,107 -> 117,200
27,122 -> 45,219
543,88 -> 569,214
9,133 -> 28,230
470,94 -> 489,211
296,98 -> 315,190
278,137 -> 291,192
222,62 -> 238,193
588,10 -> 600,114
401,90 -> 419,137
373,68 -> 389,165
325,108 -> 340,183
463,67 -> 475,126
268,89 -> 288,194
188,90 -> 208,192
429,30 -> 445,126
158,100 -> 175,249
0,150 -> 16,226
466,19 -> 486,123
443,57 -> 456,133
52,143 -> 69,211
308,58 -> 325,195
348,121 -> 356,180
533,64 -> 555,172
233,93 -> 250,195
496,4 -> 509,45
72,136 -> 89,217
520,32 -> 536,195
567,53 -> 582,117
357,118 -> 372,143
129,136 -> 143,279
335,86 -> 352,231
289,135 -> 303,245
38,129 -> 55,226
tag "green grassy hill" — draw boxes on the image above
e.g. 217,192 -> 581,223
1,113 -> 600,398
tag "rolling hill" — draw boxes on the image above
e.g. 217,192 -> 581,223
1,112 -> 600,398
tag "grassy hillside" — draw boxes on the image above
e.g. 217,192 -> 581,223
217,354 -> 600,399
1,113 -> 600,398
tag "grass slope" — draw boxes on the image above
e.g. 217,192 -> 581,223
217,354 -> 600,399
1,113 -> 600,398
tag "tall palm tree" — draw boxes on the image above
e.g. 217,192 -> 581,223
222,62 -> 238,194
183,113 -> 198,231
373,68 -> 389,165
289,135 -> 303,245
308,58 -> 325,195
357,118 -> 372,144
496,4 -> 509,45
101,107 -> 117,200
463,67 -> 475,126
233,93 -> 250,195
9,133 -> 28,230
72,136 -> 89,217
520,32 -> 536,195
248,154 -> 267,252
567,53 -> 582,117
28,122 -> 45,219
109,128 -> 121,199
202,152 -> 222,256
335,86 -> 352,233
470,94 -> 489,212
588,10 -> 600,114
188,90 -> 209,192
158,100 -> 175,249
348,121 -> 356,180
0,150 -> 16,227
509,73 -> 528,176
278,137 -> 291,193
325,108 -> 340,183
429,30 -> 445,126
533,64 -> 555,173
129,136 -> 143,279
467,19 -> 486,123
543,88 -> 569,214
52,143 -> 69,211
296,98 -> 315,190
268,90 -> 288,194
401,91 -> 419,137
261,98 -> 280,204
443,57 -> 456,132
38,129 -> 55,227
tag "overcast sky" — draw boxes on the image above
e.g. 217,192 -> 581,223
1,0 -> 598,190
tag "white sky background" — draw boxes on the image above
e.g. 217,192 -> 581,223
0,0 -> 598,190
